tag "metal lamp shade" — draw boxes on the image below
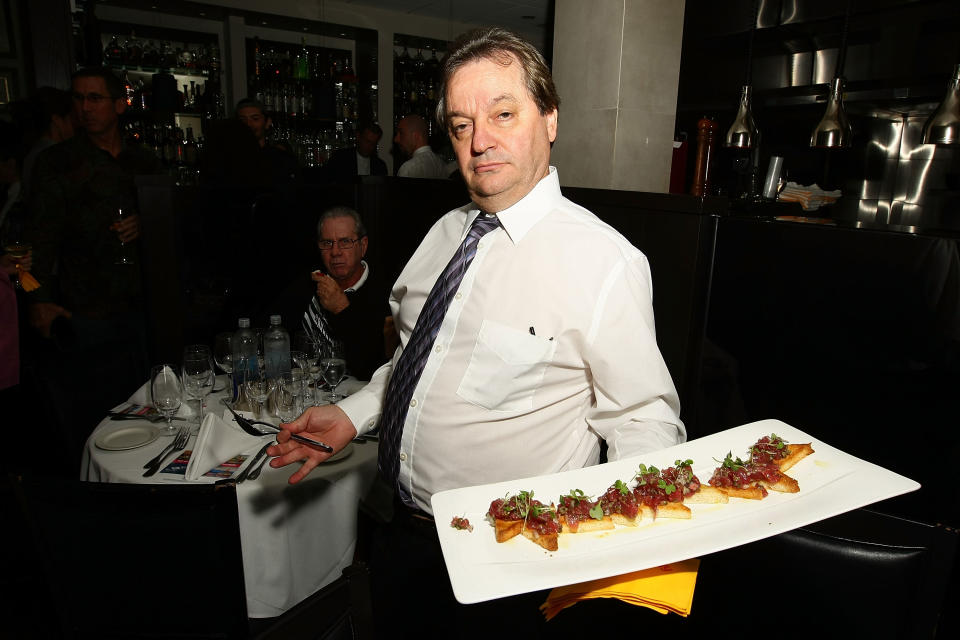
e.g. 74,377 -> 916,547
810,76 -> 852,149
725,85 -> 759,149
922,63 -> 960,145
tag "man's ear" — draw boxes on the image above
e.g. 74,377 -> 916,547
359,236 -> 369,258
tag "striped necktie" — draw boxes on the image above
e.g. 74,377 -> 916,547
377,214 -> 501,503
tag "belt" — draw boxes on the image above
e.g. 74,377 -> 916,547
393,495 -> 435,527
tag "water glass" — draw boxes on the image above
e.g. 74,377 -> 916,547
320,340 -> 346,403
182,344 -> 214,430
213,332 -> 234,392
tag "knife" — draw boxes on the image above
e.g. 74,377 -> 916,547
237,441 -> 273,483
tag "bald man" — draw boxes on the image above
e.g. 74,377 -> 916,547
393,114 -> 450,179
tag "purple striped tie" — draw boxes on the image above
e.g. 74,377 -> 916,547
377,214 -> 501,502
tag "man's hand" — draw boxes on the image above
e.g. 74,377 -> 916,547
267,404 -> 358,484
111,213 -> 140,243
1,250 -> 31,276
312,271 -> 349,314
29,302 -> 72,338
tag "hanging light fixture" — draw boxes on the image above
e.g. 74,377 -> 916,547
725,0 -> 759,149
922,63 -> 960,145
810,0 -> 853,149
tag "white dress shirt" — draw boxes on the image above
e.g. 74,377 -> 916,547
356,152 -> 371,176
396,145 -> 450,179
338,167 -> 685,513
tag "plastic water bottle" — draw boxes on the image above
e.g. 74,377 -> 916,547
263,315 -> 291,381
232,317 -> 258,401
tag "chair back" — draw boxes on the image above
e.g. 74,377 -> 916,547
13,476 -> 249,639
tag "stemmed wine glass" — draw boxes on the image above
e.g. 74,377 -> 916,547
150,364 -> 183,436
182,345 -> 214,431
320,340 -> 346,403
244,366 -> 273,419
213,332 -> 233,393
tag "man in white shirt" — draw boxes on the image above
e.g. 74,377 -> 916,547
393,114 -> 451,178
269,27 -> 684,631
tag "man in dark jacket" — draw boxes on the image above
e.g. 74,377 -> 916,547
324,122 -> 387,181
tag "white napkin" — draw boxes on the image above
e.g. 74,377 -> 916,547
185,412 -> 266,481
125,379 -> 197,417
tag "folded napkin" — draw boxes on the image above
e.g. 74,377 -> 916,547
540,559 -> 700,620
779,181 -> 841,211
125,379 -> 197,417
184,412 -> 266,481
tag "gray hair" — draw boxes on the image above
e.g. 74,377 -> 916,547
436,27 -> 560,130
317,206 -> 367,238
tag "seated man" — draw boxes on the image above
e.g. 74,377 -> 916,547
324,122 -> 387,181
393,114 -> 451,179
266,206 -> 390,381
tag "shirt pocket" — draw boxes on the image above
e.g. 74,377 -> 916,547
456,319 -> 557,411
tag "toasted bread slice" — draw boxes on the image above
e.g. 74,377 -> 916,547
560,515 -> 615,534
493,518 -> 523,543
522,523 -> 559,551
760,472 -> 800,493
720,485 -> 767,500
683,485 -> 729,504
610,512 -> 642,527
779,443 -> 814,472
641,502 -> 692,520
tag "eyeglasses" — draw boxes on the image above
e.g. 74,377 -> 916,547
318,238 -> 361,251
72,92 -> 117,104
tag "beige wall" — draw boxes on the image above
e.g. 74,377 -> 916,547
552,0 -> 685,193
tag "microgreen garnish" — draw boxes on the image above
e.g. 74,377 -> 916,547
589,502 -> 604,520
675,459 -> 694,468
715,451 -> 747,470
614,479 -> 630,495
657,478 -> 677,494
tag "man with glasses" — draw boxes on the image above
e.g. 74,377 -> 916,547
299,206 -> 390,380
23,67 -> 159,465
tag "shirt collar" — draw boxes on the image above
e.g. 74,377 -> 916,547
465,166 -> 562,245
344,260 -> 369,292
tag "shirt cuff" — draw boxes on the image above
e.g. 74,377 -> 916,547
336,385 -> 382,436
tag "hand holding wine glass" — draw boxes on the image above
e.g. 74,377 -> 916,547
150,364 -> 183,436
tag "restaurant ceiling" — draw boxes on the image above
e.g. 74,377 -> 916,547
341,0 -> 552,39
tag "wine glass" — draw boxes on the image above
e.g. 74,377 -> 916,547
150,364 -> 183,436
244,367 -> 273,419
3,241 -> 31,289
213,332 -> 233,392
320,340 -> 346,403
113,207 -> 135,265
182,345 -> 214,431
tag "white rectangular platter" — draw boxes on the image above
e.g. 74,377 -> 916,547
431,419 -> 920,604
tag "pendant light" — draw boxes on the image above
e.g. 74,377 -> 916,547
810,0 -> 853,149
922,63 -> 960,145
725,0 -> 759,149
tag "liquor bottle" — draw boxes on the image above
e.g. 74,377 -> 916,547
103,35 -> 123,64
263,315 -> 291,381
184,127 -> 198,166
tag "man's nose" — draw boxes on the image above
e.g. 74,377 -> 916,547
471,121 -> 495,155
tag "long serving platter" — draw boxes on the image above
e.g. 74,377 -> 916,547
430,419 -> 920,604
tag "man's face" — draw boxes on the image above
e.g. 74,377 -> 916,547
237,106 -> 270,145
393,118 -> 416,156
445,55 -> 557,213
72,76 -> 125,137
357,129 -> 381,158
319,216 -> 368,286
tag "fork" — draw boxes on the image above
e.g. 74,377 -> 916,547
142,424 -> 189,469
220,399 -> 333,452
143,426 -> 190,477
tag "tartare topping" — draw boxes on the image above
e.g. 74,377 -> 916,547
558,489 -> 604,528
487,490 -> 559,535
633,463 -> 682,507
750,433 -> 789,466
662,459 -> 701,499
450,516 -> 473,532
600,480 -> 640,519
708,451 -> 780,496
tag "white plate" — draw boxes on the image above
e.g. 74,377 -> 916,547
430,419 -> 920,604
322,442 -> 354,463
95,425 -> 160,451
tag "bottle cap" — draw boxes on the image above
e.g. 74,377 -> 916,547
270,314 -> 282,325
238,317 -> 250,328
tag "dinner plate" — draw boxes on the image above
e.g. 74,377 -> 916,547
95,425 -> 160,451
430,419 -> 920,605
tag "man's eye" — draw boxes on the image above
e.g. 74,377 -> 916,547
497,112 -> 513,120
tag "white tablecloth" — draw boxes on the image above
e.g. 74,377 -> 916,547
81,378 -> 378,618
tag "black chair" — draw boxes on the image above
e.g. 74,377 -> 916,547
253,563 -> 375,640
12,476 -> 249,639
551,508 -> 958,639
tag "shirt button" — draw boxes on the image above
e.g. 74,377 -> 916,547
434,345 -> 442,353
478,241 -> 484,249
409,399 -> 418,408
399,452 -> 407,461
455,292 -> 462,300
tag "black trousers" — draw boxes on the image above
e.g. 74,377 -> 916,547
366,496 -> 549,639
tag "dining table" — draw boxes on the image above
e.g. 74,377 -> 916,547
81,376 -> 377,618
